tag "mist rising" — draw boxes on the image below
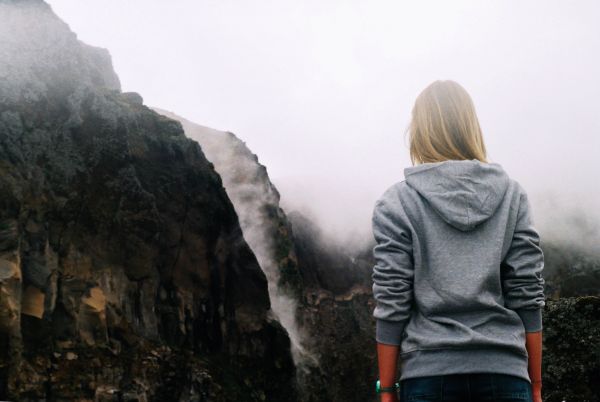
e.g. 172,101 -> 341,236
45,0 -> 600,252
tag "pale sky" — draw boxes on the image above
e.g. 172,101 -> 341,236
46,0 -> 600,248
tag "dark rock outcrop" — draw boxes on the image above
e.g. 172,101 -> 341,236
0,1 -> 297,400
150,109 -> 379,401
288,213 -> 377,402
150,108 -> 304,302
543,296 -> 600,402
148,107 -> 405,401
151,108 -> 319,400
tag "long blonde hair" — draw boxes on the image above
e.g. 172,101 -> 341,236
406,80 -> 488,165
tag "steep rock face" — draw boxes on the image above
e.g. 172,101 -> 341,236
150,109 -> 303,299
150,109 -> 319,396
287,212 -> 377,402
150,110 -> 382,401
0,1 -> 296,400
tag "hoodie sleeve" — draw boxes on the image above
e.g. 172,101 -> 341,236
501,187 -> 546,332
371,196 -> 415,346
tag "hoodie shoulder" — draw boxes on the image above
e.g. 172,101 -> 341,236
375,180 -> 411,208
505,178 -> 531,216
373,181 -> 415,223
372,180 -> 414,234
505,177 -> 527,202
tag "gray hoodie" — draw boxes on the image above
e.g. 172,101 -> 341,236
371,159 -> 545,383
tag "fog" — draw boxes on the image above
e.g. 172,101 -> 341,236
46,0 -> 600,249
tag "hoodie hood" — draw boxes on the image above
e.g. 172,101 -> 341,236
404,159 -> 510,231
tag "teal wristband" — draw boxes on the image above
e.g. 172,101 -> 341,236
375,379 -> 400,394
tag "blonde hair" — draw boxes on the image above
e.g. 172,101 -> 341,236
406,80 -> 488,165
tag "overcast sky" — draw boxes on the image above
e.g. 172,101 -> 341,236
46,0 -> 600,248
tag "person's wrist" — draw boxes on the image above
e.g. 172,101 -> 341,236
376,379 -> 399,400
380,393 -> 398,402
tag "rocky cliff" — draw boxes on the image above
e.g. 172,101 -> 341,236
0,1 -> 297,400
287,212 -> 377,402
149,110 -> 381,401
151,108 -> 318,398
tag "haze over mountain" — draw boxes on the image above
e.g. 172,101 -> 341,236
46,0 -> 600,248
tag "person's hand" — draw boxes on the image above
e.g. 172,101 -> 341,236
531,382 -> 542,402
380,391 -> 399,402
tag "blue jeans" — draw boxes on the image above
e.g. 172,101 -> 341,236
400,373 -> 533,402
